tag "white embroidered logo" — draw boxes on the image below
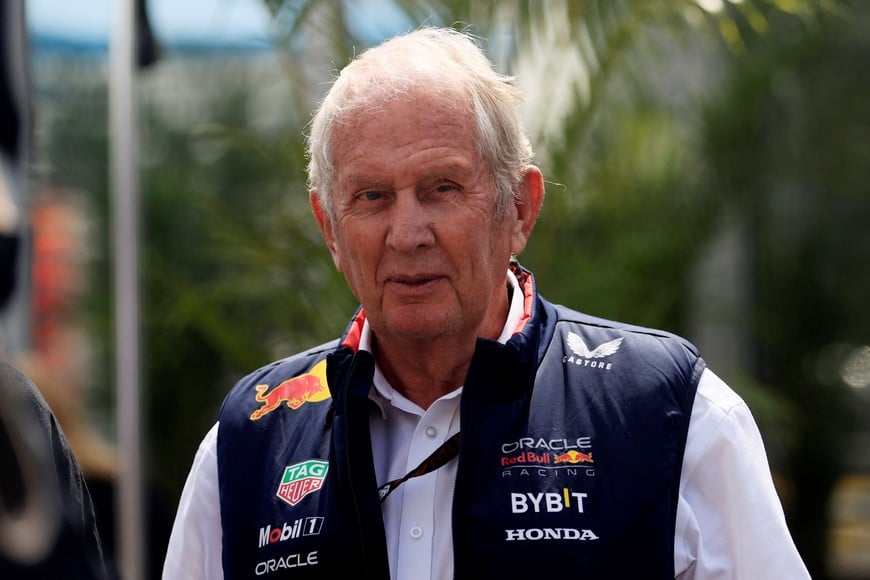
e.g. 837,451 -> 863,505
566,332 -> 623,359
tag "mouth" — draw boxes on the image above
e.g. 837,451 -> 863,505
384,274 -> 445,295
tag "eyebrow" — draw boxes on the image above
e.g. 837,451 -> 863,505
342,161 -> 476,191
342,177 -> 386,191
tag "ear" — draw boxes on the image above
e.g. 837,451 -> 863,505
510,165 -> 545,255
310,190 -> 343,272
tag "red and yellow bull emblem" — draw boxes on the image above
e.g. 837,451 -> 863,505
553,450 -> 594,464
249,360 -> 330,421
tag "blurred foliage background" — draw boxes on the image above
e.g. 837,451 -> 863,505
26,0 -> 869,577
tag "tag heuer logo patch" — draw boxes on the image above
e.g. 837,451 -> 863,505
276,460 -> 329,506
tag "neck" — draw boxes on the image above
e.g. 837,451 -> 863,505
373,335 -> 475,409
372,289 -> 510,409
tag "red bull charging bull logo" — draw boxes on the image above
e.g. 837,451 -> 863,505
553,450 -> 594,464
250,360 -> 330,421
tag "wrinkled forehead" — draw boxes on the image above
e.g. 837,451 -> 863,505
342,84 -> 472,128
328,86 -> 481,181
323,65 -> 480,174
330,59 -> 473,125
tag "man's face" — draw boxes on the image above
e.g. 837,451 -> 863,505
312,89 -> 536,347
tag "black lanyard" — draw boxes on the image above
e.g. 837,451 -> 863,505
377,432 -> 461,503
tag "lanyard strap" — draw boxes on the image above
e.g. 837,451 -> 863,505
377,432 -> 461,503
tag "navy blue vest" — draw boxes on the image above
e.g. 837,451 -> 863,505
217,278 -> 703,579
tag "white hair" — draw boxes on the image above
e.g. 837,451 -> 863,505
306,27 -> 533,219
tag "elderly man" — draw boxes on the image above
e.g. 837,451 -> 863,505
164,27 -> 808,579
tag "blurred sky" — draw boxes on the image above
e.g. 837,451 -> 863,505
28,0 -> 412,45
28,0 -> 274,43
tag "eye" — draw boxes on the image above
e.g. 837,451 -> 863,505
358,190 -> 383,202
434,182 -> 459,194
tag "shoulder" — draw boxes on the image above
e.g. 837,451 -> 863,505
551,302 -> 698,354
540,299 -> 704,382
686,368 -> 771,456
238,339 -> 340,385
218,339 -> 339,429
221,341 -> 338,406
693,367 -> 747,419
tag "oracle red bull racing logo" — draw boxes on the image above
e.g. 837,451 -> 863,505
250,360 -> 330,421
501,436 -> 595,477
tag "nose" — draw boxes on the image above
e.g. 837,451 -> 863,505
385,192 -> 435,253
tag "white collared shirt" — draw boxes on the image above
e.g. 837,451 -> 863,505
163,273 -> 809,579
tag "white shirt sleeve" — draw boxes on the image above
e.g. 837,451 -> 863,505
162,422 -> 224,580
674,369 -> 809,579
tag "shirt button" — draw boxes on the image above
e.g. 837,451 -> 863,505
409,526 -> 424,539
425,426 -> 437,438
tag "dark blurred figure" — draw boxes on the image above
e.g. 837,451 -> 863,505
1,1 -> 108,576
15,349 -> 175,580
0,130 -> 108,580
0,361 -> 108,579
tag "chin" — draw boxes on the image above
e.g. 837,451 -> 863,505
383,311 -> 457,341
